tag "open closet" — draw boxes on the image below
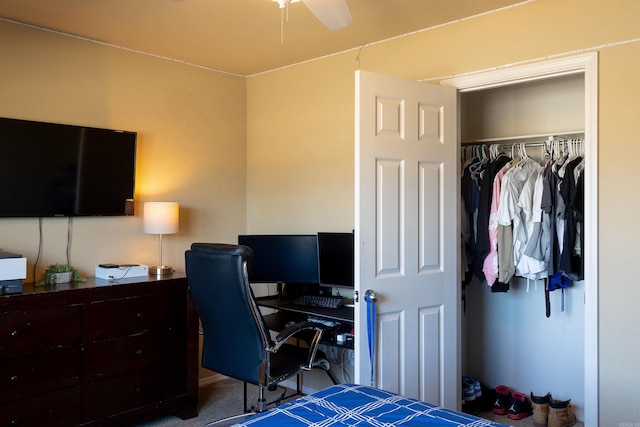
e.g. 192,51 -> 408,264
456,72 -> 588,422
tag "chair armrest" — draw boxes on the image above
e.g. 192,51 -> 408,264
275,321 -> 322,343
271,321 -> 326,371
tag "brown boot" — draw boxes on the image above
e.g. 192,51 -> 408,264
547,397 -> 576,427
530,392 -> 550,427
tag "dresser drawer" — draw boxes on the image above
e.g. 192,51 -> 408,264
84,286 -> 186,342
0,346 -> 81,401
0,305 -> 82,357
0,386 -> 82,427
82,364 -> 185,422
84,331 -> 186,382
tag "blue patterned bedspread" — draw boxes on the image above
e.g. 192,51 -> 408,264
233,384 -> 508,426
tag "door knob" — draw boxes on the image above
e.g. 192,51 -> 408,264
365,289 -> 378,303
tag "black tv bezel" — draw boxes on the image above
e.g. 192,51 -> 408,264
0,117 -> 137,218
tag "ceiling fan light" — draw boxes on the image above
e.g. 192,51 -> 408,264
272,0 -> 300,9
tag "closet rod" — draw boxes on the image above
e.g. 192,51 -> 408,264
464,138 -> 583,150
461,130 -> 584,146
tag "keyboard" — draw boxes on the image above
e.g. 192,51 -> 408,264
294,295 -> 344,309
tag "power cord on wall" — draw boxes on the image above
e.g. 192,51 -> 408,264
31,216 -> 75,283
66,216 -> 73,265
31,217 -> 43,283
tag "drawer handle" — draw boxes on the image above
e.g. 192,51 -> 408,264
10,375 -> 19,383
136,349 -> 143,357
10,330 -> 20,339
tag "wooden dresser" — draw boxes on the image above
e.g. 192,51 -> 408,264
0,273 -> 198,426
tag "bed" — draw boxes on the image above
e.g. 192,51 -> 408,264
232,384 -> 508,426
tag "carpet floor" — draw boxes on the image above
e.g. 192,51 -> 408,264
135,378 -> 301,427
136,379 -> 584,427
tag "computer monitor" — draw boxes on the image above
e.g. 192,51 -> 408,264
317,232 -> 354,289
237,234 -> 319,285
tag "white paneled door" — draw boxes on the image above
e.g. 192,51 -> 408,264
354,70 -> 458,409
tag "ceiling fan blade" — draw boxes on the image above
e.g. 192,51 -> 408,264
302,0 -> 352,31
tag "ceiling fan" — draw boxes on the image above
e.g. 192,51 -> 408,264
272,0 -> 352,32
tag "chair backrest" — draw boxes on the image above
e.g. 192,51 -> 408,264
185,243 -> 271,385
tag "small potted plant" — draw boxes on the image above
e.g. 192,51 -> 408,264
42,263 -> 85,285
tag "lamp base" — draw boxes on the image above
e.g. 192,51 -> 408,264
149,265 -> 174,276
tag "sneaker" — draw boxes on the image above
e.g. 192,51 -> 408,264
492,385 -> 510,415
531,392 -> 550,427
462,376 -> 482,399
548,396 -> 576,427
473,379 -> 482,398
477,383 -> 494,412
462,376 -> 481,414
462,377 -> 477,402
508,392 -> 533,420
461,377 -> 476,413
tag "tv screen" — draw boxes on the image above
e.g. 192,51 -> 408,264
238,234 -> 319,285
0,117 -> 136,217
317,232 -> 354,288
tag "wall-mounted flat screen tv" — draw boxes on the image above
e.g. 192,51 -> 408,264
0,117 -> 136,217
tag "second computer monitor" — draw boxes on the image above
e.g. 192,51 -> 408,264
317,232 -> 354,289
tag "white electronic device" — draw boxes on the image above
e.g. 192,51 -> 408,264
95,264 -> 149,280
0,251 -> 27,281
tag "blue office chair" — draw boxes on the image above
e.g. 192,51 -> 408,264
185,243 -> 326,417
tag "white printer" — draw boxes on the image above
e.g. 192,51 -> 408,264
95,264 -> 149,280
0,250 -> 27,294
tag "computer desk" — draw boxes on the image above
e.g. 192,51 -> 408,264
255,295 -> 354,348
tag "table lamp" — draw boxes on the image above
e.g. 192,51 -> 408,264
143,202 -> 179,276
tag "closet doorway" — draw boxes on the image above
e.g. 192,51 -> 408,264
443,53 -> 598,426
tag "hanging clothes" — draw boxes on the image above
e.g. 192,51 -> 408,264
461,155 -> 481,284
475,153 -> 511,281
482,161 -> 510,286
460,137 -> 584,308
497,154 -> 544,283
558,155 -> 584,280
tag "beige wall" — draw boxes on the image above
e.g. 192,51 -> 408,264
598,41 -> 640,424
2,0 -> 640,423
246,0 -> 640,424
0,21 -> 247,281
246,53 -> 356,234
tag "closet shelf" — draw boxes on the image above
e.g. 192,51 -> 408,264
462,130 -> 584,145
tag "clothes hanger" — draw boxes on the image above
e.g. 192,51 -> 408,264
489,143 -> 499,160
510,143 -> 522,166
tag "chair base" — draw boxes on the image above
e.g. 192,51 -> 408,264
245,375 -> 303,413
208,372 -> 334,426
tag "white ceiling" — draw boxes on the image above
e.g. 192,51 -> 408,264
0,0 -> 524,76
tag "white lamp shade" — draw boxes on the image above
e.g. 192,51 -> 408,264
143,202 -> 179,234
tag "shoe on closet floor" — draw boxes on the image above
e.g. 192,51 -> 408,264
492,385 -> 510,415
477,383 -> 494,412
462,376 -> 482,399
548,396 -> 576,427
507,392 -> 533,420
461,376 -> 479,413
531,391 -> 550,427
